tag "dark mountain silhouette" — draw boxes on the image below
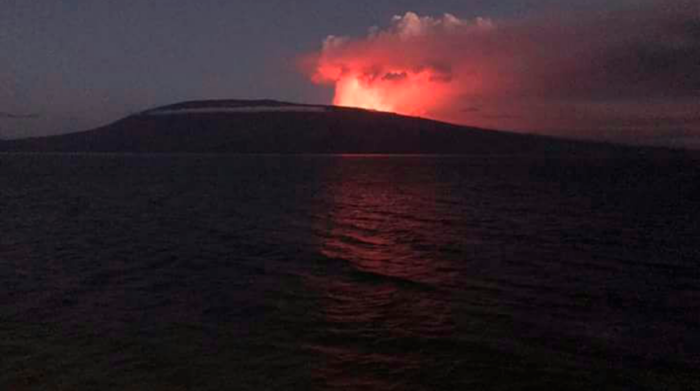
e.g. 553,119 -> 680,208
0,99 -> 688,156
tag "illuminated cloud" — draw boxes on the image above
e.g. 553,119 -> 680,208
304,1 -> 700,145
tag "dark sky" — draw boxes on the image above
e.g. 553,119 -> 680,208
3,0 -> 696,147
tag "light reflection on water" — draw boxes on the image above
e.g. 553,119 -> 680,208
0,154 -> 698,390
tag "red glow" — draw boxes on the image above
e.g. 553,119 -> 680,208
341,72 -> 444,116
301,8 -> 700,145
305,12 -> 487,120
314,65 -> 456,118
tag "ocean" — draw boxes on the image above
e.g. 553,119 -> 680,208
1,154 -> 698,390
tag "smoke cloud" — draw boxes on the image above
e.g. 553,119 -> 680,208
305,1 -> 700,146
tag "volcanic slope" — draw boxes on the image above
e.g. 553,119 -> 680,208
0,99 -> 662,155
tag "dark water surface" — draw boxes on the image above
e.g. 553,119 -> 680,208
1,154 -> 699,390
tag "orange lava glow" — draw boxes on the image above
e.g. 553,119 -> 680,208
314,64 -> 454,118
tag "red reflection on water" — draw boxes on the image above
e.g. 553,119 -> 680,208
304,159 -> 458,387
317,160 -> 462,284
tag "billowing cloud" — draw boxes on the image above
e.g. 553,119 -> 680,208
303,1 -> 700,146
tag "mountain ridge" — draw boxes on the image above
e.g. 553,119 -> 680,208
0,99 -> 690,157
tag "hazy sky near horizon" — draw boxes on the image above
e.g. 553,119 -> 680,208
1,0 -> 697,147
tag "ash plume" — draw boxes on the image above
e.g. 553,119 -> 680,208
303,1 -> 700,145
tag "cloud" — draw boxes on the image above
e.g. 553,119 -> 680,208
303,0 -> 700,146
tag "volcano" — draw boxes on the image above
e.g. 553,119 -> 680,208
0,99 -> 676,156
